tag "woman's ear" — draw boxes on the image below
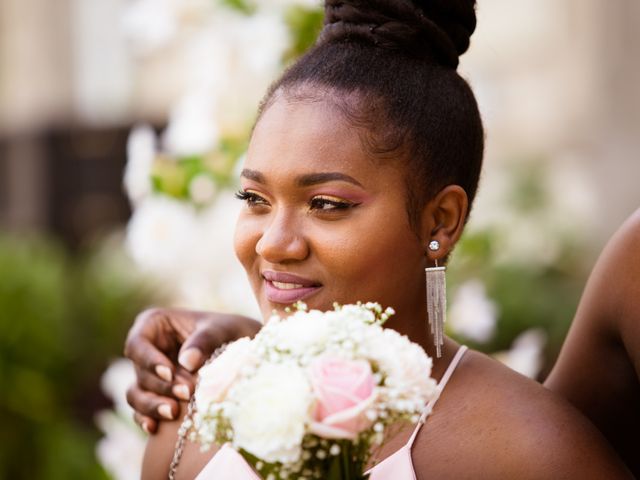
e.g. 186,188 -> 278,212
419,185 -> 468,262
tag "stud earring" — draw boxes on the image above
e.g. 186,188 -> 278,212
425,240 -> 446,358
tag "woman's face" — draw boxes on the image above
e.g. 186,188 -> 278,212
234,95 -> 428,322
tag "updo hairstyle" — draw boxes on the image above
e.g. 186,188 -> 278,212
259,0 -> 484,229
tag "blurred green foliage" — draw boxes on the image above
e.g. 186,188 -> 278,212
447,161 -> 593,376
151,140 -> 243,205
0,234 -> 156,479
218,0 -> 257,15
283,6 -> 325,62
216,0 -> 323,64
449,231 -> 585,371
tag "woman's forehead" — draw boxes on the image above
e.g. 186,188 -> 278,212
246,97 -> 373,176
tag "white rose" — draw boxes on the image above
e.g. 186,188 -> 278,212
195,338 -> 255,409
267,310 -> 331,356
227,362 -> 312,464
364,329 -> 437,402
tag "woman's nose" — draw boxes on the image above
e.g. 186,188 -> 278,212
255,211 -> 309,263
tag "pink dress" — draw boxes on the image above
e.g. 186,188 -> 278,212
195,346 -> 468,480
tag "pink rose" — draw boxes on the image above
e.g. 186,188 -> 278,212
308,355 -> 377,440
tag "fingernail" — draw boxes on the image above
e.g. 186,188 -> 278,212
155,365 -> 173,382
158,404 -> 174,420
173,384 -> 191,401
178,348 -> 203,372
141,422 -> 151,435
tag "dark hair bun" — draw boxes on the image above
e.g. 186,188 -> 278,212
319,0 -> 477,68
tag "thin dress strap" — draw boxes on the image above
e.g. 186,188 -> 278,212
407,345 -> 468,447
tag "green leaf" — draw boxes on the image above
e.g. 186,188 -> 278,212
283,6 -> 324,62
218,0 -> 256,15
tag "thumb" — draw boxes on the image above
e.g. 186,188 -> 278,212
177,323 -> 227,372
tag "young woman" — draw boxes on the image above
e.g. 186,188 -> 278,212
129,1 -> 631,477
127,210 -> 640,477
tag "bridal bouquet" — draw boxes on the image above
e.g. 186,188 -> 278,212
191,303 -> 438,479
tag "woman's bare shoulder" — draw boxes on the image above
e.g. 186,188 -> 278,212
570,207 -> 640,337
141,402 -> 217,480
601,208 -> 640,343
544,207 -> 640,409
412,350 -> 631,479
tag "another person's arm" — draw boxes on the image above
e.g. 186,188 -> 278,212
124,308 -> 261,433
140,401 -> 216,480
545,208 -> 640,474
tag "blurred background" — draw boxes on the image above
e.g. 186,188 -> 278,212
1,0 -> 639,478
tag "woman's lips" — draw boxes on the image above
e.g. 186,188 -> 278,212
262,270 -> 322,305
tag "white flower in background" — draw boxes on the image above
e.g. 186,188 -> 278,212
181,11 -> 290,136
100,358 -> 137,417
96,412 -> 145,480
189,173 -> 217,205
120,0 -> 178,56
162,91 -> 220,157
124,190 -> 259,314
494,212 -> 562,268
545,154 -> 596,234
493,328 -> 546,379
185,192 -> 259,314
96,359 -> 145,480
125,196 -> 200,275
124,124 -> 157,205
237,13 -> 290,74
227,362 -> 312,463
448,280 -> 498,343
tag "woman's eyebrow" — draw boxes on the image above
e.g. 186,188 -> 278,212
241,169 -> 364,188
240,169 -> 266,183
296,172 -> 363,188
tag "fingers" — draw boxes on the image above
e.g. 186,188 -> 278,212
136,365 -> 196,401
135,366 -> 175,398
178,323 -> 228,372
125,310 -> 178,382
127,336 -> 176,381
126,384 -> 179,423
173,369 -> 196,400
134,412 -> 157,435
178,314 -> 263,371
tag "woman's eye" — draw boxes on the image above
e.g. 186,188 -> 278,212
235,190 -> 269,207
309,196 -> 356,211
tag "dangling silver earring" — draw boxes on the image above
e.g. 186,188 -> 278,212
425,240 -> 446,358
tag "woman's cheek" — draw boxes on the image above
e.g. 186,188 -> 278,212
233,213 -> 260,271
